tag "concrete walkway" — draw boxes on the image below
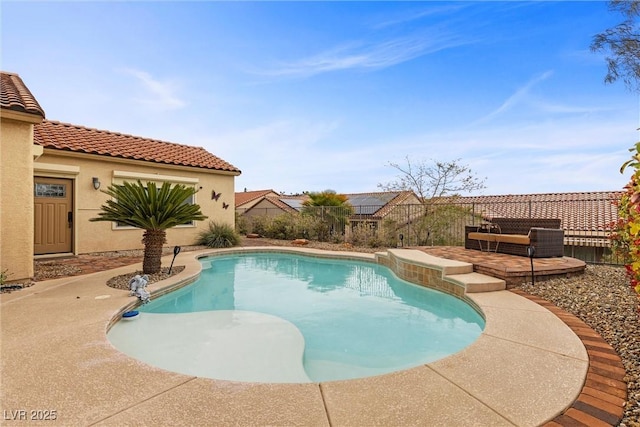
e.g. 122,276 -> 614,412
1,248 -> 590,426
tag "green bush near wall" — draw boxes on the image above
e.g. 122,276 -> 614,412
197,221 -> 240,248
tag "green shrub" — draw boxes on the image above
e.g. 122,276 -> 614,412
380,218 -> 399,247
239,213 -> 321,241
264,214 -> 298,240
196,221 -> 240,248
0,269 -> 8,286
235,212 -> 249,235
348,222 -> 375,246
248,215 -> 269,237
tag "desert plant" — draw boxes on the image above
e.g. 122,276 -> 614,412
248,215 -> 269,237
380,218 -> 399,247
264,214 -> 298,240
348,222 -> 374,246
235,212 -> 249,235
238,212 -> 325,241
90,180 -> 206,274
197,221 -> 240,248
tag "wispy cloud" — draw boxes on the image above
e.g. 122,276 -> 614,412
371,4 -> 468,29
257,31 -> 472,79
120,68 -> 186,110
472,70 -> 554,125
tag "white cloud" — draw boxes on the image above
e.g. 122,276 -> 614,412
472,71 -> 554,125
120,68 -> 186,111
216,113 -> 633,195
257,31 -> 471,79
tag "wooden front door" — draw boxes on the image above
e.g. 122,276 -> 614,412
34,177 -> 73,254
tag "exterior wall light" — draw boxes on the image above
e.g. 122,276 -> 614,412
92,177 -> 101,190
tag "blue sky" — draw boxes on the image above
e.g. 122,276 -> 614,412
3,1 -> 638,196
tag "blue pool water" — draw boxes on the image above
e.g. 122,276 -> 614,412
111,252 -> 484,382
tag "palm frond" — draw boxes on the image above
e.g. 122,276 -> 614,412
90,180 -> 207,230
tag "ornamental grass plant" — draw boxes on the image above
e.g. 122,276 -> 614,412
197,221 -> 240,248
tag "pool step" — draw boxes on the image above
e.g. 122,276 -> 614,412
446,272 -> 506,293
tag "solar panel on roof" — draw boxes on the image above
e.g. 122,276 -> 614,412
355,205 -> 379,215
280,199 -> 304,210
346,193 -> 399,215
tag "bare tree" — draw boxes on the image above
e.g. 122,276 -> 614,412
377,157 -> 485,246
591,0 -> 640,92
378,156 -> 486,201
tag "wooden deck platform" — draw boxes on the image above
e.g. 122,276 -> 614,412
416,246 -> 586,288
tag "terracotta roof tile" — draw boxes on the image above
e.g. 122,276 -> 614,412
443,192 -> 623,232
266,196 -> 303,214
34,120 -> 240,173
0,71 -> 45,117
235,189 -> 279,207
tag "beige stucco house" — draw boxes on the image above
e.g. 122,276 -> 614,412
235,189 -> 284,216
1,71 -> 241,282
235,189 -> 304,220
1,72 -> 46,283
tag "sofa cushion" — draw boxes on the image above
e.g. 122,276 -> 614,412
468,232 -> 530,245
494,234 -> 530,245
468,232 -> 498,242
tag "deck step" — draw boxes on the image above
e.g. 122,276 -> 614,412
446,272 -> 506,293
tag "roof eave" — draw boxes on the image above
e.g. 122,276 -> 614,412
39,148 -> 242,175
1,108 -> 44,124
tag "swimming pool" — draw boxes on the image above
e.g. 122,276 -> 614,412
108,252 -> 484,383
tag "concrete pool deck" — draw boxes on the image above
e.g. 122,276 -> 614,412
0,247 -> 625,426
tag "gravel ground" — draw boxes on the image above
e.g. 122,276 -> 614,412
7,238 -> 640,424
106,266 -> 185,290
517,265 -> 640,426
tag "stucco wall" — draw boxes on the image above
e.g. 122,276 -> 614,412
35,152 -> 237,254
0,118 -> 35,281
243,198 -> 285,218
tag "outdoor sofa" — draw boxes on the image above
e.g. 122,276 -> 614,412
464,218 -> 564,258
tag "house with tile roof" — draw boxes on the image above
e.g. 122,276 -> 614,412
1,71 -> 240,282
345,191 -> 421,221
1,72 -> 46,282
235,189 -> 283,215
235,190 -> 421,238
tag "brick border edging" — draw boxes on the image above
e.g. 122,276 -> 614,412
510,290 -> 627,427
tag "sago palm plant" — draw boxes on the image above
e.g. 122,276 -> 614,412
90,180 -> 207,274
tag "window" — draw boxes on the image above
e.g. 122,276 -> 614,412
34,183 -> 66,198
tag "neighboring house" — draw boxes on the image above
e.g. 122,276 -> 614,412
1,71 -> 241,282
345,191 -> 421,224
235,189 -> 421,230
235,189 -> 284,218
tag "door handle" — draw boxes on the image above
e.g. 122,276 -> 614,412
67,211 -> 73,228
